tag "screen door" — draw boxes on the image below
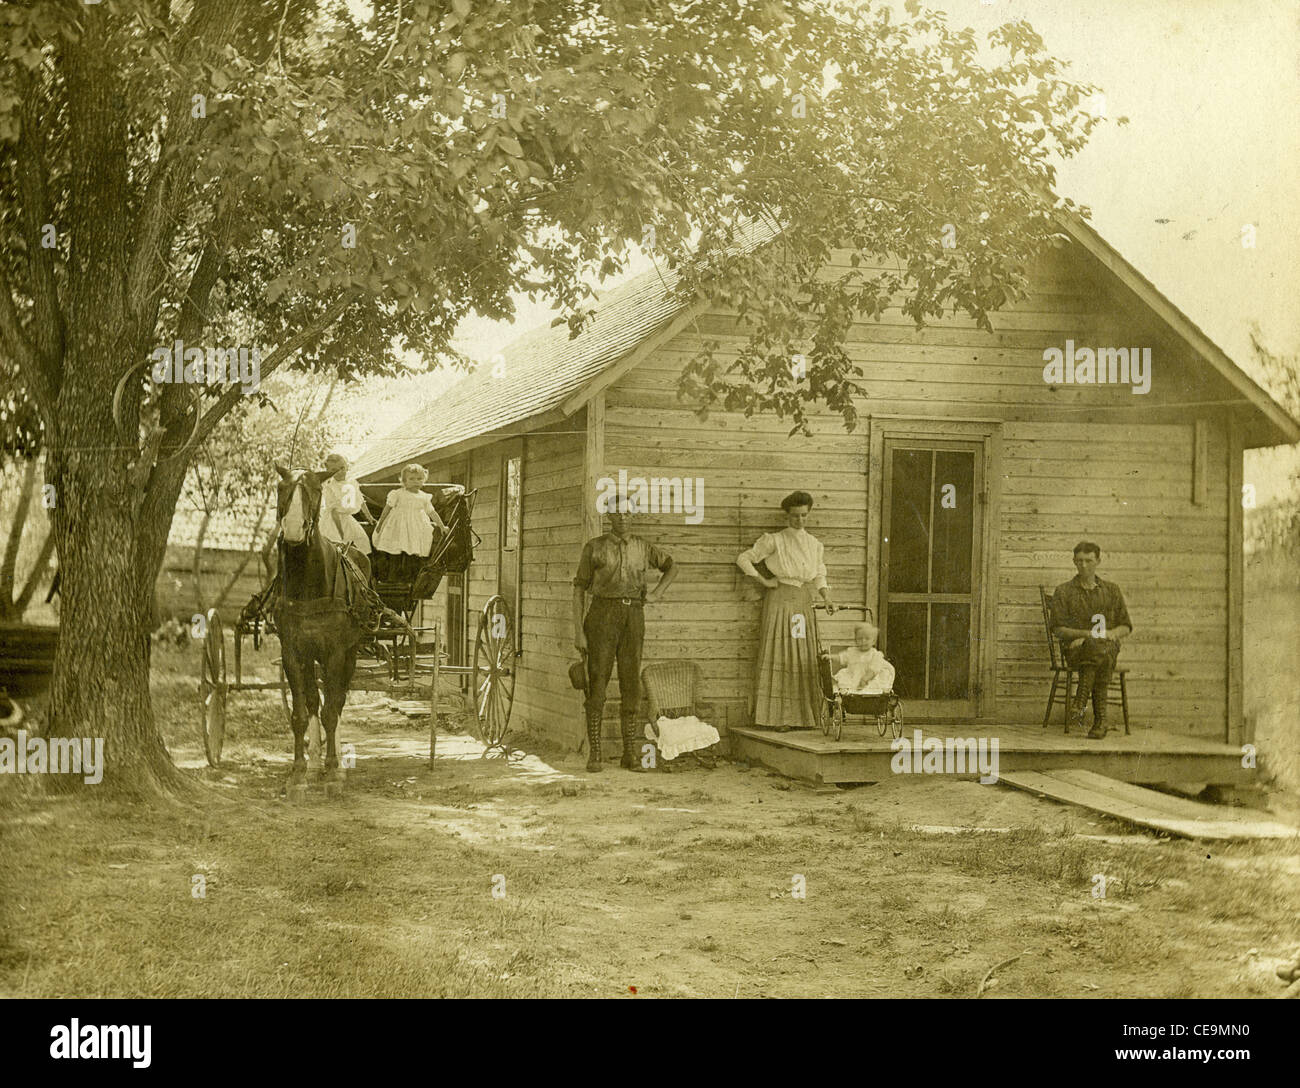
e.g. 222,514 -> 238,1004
880,439 -> 983,717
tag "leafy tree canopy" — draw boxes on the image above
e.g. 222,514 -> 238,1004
1,0 -> 1105,450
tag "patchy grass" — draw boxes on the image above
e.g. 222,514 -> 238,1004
1,646 -> 1297,998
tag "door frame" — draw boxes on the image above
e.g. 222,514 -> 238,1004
497,438 -> 524,655
866,418 -> 1002,721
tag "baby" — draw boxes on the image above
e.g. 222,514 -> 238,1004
831,623 -> 895,694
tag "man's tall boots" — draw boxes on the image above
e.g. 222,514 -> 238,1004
585,712 -> 604,773
1088,679 -> 1109,739
620,716 -> 646,772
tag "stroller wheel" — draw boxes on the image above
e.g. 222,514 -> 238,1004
890,698 -> 904,740
832,699 -> 844,742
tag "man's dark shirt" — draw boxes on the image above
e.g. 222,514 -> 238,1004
573,533 -> 673,600
1050,575 -> 1133,642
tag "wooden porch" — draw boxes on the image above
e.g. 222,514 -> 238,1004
729,722 -> 1253,787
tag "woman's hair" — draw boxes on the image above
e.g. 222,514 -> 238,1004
781,490 -> 814,513
402,463 -> 429,483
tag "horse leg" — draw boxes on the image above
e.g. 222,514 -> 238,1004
283,651 -> 311,789
321,641 -> 358,798
302,658 -> 322,778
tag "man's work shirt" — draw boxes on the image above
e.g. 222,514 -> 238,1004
573,533 -> 673,600
1050,575 -> 1133,643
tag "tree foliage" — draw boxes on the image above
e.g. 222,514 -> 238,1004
0,0 -> 1104,792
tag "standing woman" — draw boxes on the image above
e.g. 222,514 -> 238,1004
736,491 -> 836,731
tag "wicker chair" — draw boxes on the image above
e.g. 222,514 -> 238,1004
640,660 -> 718,768
1039,586 -> 1130,734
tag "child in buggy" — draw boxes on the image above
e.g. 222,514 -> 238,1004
829,621 -> 894,695
816,612 -> 904,740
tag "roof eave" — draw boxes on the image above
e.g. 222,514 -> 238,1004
1053,208 -> 1300,448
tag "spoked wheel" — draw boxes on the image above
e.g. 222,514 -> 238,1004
820,698 -> 834,736
199,609 -> 227,767
472,595 -> 516,750
889,698 -> 904,740
831,698 -> 844,742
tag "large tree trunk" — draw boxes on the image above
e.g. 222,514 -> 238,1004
45,448 -> 188,797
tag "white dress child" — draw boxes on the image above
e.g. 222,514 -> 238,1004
373,488 -> 444,557
833,647 -> 895,695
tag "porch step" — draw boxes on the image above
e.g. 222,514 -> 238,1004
999,769 -> 1298,841
728,724 -> 1254,787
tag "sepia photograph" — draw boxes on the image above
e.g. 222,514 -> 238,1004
0,0 -> 1297,1049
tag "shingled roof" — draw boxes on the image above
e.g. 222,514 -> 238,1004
355,211 -> 1300,475
353,219 -> 782,479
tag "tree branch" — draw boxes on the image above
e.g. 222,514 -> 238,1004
125,0 -> 248,324
14,63 -> 65,374
15,529 -> 56,617
188,290 -> 360,452
0,265 -> 54,430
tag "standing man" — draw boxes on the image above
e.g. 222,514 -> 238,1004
573,496 -> 678,772
1050,541 -> 1133,738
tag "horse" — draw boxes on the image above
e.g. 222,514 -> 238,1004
274,464 -> 375,796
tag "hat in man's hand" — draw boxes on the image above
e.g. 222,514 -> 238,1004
568,658 -> 588,692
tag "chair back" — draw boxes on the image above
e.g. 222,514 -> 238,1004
1039,586 -> 1065,670
641,660 -> 703,720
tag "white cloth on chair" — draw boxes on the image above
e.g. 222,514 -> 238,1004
645,715 -> 720,761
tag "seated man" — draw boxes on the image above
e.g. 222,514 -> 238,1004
1050,540 -> 1133,738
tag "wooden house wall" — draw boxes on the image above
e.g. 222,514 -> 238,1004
514,426 -> 585,744
599,243 -> 1233,738
406,422 -> 584,743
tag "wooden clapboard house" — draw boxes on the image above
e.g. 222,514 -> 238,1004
355,212 -> 1299,786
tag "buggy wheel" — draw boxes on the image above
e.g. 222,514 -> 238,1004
889,698 -> 904,740
831,698 -> 844,742
472,595 -> 516,746
820,697 -> 834,736
199,609 -> 227,767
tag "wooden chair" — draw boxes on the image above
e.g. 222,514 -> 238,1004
1039,586 -> 1130,734
640,660 -> 717,768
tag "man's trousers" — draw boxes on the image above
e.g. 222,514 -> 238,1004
584,598 -> 644,742
1066,636 -> 1120,722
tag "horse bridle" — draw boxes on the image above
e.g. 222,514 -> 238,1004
276,472 -> 321,550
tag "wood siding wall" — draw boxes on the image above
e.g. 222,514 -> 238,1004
412,422 -> 585,743
598,244 -> 1234,739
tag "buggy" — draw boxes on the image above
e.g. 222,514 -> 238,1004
199,482 -> 518,769
814,605 -> 904,741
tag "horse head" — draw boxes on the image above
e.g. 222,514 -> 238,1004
275,463 -> 329,546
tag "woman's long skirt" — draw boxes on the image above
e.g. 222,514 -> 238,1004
751,582 -> 823,730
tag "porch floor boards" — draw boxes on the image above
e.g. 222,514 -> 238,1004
728,721 -> 1253,787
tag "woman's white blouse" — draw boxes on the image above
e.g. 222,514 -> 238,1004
320,477 -> 364,518
739,528 -> 828,590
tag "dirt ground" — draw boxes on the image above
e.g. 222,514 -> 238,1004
1,643 -> 1298,999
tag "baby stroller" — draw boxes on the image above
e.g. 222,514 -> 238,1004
814,605 -> 904,742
